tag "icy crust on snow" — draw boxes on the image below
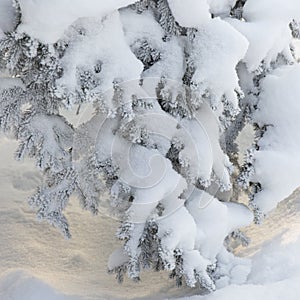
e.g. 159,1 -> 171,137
252,65 -> 300,213
191,17 -> 248,110
167,0 -> 211,28
17,0 -> 136,43
228,0 -> 300,72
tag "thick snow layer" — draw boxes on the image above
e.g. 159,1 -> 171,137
167,0 -> 211,28
1,1 -> 300,298
227,18 -> 293,72
191,17 -> 248,110
186,190 -> 252,260
120,9 -> 184,82
178,102 -> 232,186
252,65 -> 300,213
243,0 -> 300,23
57,11 -> 143,105
227,0 -> 300,72
125,145 -> 187,223
17,0 -> 136,43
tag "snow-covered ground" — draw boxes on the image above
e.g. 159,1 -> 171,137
1,134 -> 300,300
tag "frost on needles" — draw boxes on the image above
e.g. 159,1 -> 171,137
1,0 -> 300,293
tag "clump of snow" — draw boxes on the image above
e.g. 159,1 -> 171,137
227,19 -> 293,72
186,190 -> 252,261
252,64 -> 300,213
152,189 -> 252,288
57,12 -> 143,107
178,102 -> 232,186
120,9 -> 184,82
191,17 -> 248,110
124,146 -> 186,222
167,0 -> 211,28
126,96 -> 233,187
120,10 -> 164,51
17,0 -> 137,43
227,0 -> 300,72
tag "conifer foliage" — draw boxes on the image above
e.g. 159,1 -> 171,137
1,0 -> 300,293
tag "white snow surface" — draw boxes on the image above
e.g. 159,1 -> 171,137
243,0 -> 300,22
167,0 -> 211,28
191,17 -> 248,110
252,64 -> 300,213
17,0 -> 136,43
57,11 -> 143,105
120,9 -> 185,82
207,0 -> 237,16
167,0 -> 238,24
186,189 -> 252,262
227,0 -> 300,72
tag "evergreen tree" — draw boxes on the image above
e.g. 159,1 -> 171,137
1,0 -> 300,293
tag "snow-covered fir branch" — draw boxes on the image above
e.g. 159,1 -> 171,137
1,0 -> 300,294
